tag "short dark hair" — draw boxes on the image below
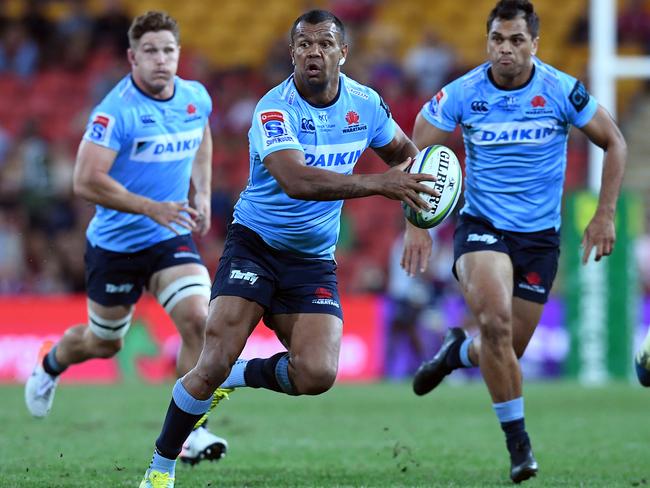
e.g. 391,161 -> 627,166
487,0 -> 539,38
128,11 -> 180,47
290,9 -> 346,44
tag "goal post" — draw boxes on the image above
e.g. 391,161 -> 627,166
565,0 -> 648,384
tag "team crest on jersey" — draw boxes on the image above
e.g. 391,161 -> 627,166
525,94 -> 554,116
342,110 -> 367,134
87,112 -> 115,143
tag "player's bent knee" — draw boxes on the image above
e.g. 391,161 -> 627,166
176,309 -> 207,344
88,308 -> 133,341
292,361 -> 337,395
157,274 -> 211,315
480,321 -> 512,350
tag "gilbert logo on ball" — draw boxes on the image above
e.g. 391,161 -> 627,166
403,145 -> 463,229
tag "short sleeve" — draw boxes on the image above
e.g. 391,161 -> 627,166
82,103 -> 129,152
368,93 -> 396,148
559,74 -> 598,128
197,82 -> 212,118
419,82 -> 462,132
250,98 -> 303,161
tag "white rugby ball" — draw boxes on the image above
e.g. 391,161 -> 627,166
403,144 -> 463,229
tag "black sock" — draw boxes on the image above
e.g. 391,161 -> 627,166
501,418 -> 530,462
244,352 -> 288,392
42,346 -> 67,377
155,398 -> 204,459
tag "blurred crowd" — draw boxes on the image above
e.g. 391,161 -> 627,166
1,0 -> 647,297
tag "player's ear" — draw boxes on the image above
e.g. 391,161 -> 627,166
531,36 -> 539,56
339,45 -> 348,66
127,48 -> 136,65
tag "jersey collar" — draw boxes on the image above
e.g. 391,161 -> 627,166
129,75 -> 177,102
290,74 -> 342,109
487,64 -> 536,92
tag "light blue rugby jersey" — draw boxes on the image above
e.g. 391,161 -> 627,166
421,58 -> 598,232
82,75 -> 211,252
234,73 -> 396,259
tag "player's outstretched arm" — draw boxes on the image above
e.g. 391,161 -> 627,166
579,105 -> 628,264
262,148 -> 438,211
73,139 -> 198,233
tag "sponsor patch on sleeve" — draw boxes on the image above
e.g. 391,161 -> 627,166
86,112 -> 116,144
258,109 -> 295,146
568,80 -> 590,112
428,89 -> 445,115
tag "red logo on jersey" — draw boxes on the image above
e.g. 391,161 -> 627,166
524,272 -> 542,285
260,111 -> 284,123
177,245 -> 192,252
531,95 -> 546,108
435,90 -> 444,103
345,111 -> 360,125
187,104 -> 196,114
93,115 -> 110,127
315,287 -> 333,299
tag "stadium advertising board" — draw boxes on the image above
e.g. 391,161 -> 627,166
0,295 -> 384,384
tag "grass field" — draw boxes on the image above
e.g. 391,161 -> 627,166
1,380 -> 648,487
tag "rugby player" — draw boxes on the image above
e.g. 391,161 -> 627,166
139,9 -> 438,487
25,11 -> 227,467
406,0 -> 627,482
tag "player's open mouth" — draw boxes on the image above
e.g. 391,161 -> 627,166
306,63 -> 321,75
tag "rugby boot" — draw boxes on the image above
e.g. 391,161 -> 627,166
139,469 -> 174,488
25,341 -> 59,418
180,426 -> 228,465
635,350 -> 650,387
509,440 -> 538,484
412,328 -> 467,396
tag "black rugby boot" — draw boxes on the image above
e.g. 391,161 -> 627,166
509,439 -> 538,484
412,327 -> 467,396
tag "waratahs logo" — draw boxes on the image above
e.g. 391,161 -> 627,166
342,111 -> 367,134
531,95 -> 546,108
345,111 -> 360,125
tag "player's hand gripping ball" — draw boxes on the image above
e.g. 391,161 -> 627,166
403,145 -> 463,229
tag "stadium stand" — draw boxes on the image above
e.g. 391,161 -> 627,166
0,0 -> 648,295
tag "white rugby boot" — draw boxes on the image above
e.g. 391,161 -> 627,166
179,426 -> 228,465
25,364 -> 59,418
